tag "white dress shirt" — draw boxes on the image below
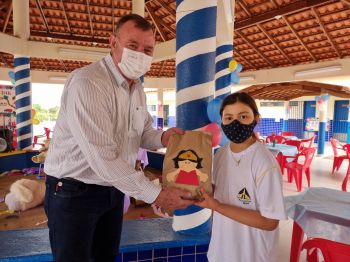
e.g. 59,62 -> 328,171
44,54 -> 162,203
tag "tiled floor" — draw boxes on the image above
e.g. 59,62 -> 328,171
278,142 -> 347,262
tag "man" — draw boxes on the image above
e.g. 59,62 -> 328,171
44,14 -> 193,262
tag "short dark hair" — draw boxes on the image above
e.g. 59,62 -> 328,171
172,149 -> 203,169
115,14 -> 153,34
220,92 -> 260,117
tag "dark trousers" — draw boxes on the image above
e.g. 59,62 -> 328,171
44,175 -> 124,262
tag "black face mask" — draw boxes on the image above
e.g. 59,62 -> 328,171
221,120 -> 257,144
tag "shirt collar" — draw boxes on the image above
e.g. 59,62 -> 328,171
104,54 -> 142,89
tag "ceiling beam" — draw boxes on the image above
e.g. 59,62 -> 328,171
146,3 -> 175,36
234,50 -> 257,70
112,0 -> 115,34
59,59 -> 68,72
30,31 -> 109,44
86,0 -> 94,37
2,1 -> 12,33
235,0 -> 336,30
235,30 -> 275,67
154,0 -> 175,16
0,53 -> 9,67
60,0 -> 71,34
311,7 -> 342,58
282,16 -> 318,62
0,0 -> 10,10
340,0 -> 350,6
257,24 -> 294,65
237,0 -> 252,17
145,3 -> 167,41
270,0 -> 278,8
40,58 -> 48,71
35,0 -> 50,33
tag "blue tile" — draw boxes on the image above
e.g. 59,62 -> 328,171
123,251 -> 137,262
196,244 -> 209,253
168,247 -> 182,256
196,253 -> 208,262
183,246 -> 195,255
139,260 -> 152,262
182,254 -> 195,262
168,256 -> 182,262
154,248 -> 167,258
154,258 -> 167,262
115,254 -> 122,262
138,250 -> 152,260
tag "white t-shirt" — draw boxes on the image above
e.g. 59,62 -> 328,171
207,141 -> 287,262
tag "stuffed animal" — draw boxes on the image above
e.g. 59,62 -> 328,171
5,179 -> 45,211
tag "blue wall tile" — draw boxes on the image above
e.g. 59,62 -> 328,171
183,246 -> 195,255
138,250 -> 152,260
196,253 -> 208,262
123,251 -> 137,262
168,256 -> 182,262
154,248 -> 167,258
182,254 -> 195,262
115,254 -> 122,262
154,258 -> 167,262
168,247 -> 182,256
196,244 -> 209,253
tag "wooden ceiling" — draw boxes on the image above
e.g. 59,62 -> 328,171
0,0 -> 349,78
240,81 -> 350,100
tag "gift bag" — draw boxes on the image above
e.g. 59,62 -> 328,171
162,131 -> 213,199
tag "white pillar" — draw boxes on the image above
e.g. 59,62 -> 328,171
132,0 -> 145,16
13,0 -> 30,40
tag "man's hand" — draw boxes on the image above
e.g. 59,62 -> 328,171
153,187 -> 194,211
161,127 -> 184,147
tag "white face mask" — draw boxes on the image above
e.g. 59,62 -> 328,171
117,47 -> 153,80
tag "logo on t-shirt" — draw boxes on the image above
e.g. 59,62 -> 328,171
237,188 -> 251,204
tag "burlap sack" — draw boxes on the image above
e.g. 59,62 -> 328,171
162,131 -> 213,199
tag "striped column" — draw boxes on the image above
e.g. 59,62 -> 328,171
215,0 -> 234,99
215,43 -> 233,99
14,56 -> 32,149
175,0 -> 217,234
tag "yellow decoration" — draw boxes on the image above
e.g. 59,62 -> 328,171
178,150 -> 197,161
229,59 -> 238,72
31,108 -> 40,125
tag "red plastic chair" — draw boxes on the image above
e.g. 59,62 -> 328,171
300,136 -> 315,148
279,140 -> 304,174
341,144 -> 350,192
302,238 -> 350,262
33,127 -> 52,148
285,147 -> 316,191
266,135 -> 287,144
330,138 -> 347,175
281,131 -> 295,136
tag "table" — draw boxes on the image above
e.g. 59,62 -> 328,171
265,143 -> 298,162
284,136 -> 299,141
285,187 -> 350,262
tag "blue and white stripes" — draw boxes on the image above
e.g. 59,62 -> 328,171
176,0 -> 217,130
14,56 -> 32,149
175,0 -> 216,235
215,43 -> 233,99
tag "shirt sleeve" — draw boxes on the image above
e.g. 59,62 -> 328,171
255,156 -> 288,220
66,76 -> 161,203
140,110 -> 164,150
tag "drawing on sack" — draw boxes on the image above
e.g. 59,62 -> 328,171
166,149 -> 208,186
